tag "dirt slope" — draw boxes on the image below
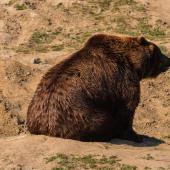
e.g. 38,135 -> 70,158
0,135 -> 170,170
0,0 -> 170,169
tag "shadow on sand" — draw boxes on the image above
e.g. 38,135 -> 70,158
109,135 -> 165,147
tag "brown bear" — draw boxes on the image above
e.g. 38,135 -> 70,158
27,34 -> 170,142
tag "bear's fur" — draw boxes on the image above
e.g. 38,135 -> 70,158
27,34 -> 170,142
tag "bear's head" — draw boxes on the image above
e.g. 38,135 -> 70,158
127,36 -> 170,79
85,34 -> 170,79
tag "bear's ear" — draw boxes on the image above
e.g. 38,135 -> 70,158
137,36 -> 148,45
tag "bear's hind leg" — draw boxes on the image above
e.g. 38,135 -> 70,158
79,110 -> 116,142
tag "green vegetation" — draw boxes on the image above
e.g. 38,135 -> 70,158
45,153 -> 138,170
51,44 -> 64,51
15,4 -> 27,10
6,0 -> 18,6
134,4 -> 147,12
15,0 -> 170,54
157,167 -> 166,170
30,32 -> 55,44
79,155 -> 97,168
121,164 -> 137,170
114,14 -> 167,39
98,155 -> 121,165
142,154 -> 154,160
97,0 -> 112,10
115,0 -> 137,6
46,154 -> 98,169
163,134 -> 170,139
72,32 -> 92,43
138,19 -> 166,39
16,29 -> 63,53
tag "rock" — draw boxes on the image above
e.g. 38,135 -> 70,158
33,58 -> 41,64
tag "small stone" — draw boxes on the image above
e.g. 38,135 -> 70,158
33,58 -> 41,64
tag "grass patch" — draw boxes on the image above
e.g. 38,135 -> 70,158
115,0 -> 137,6
97,0 -> 112,10
6,0 -> 18,6
51,44 -> 64,51
47,155 -> 60,163
33,46 -> 49,53
94,15 -> 105,20
142,154 -> 154,160
163,134 -> 170,139
64,31 -> 92,50
16,29 -> 62,53
98,155 -> 120,165
114,16 -> 139,36
16,45 -> 30,54
29,30 -> 62,45
45,154 -> 138,170
65,32 -> 92,45
87,0 -> 113,15
138,19 -> 166,39
78,155 -> 97,168
114,15 -> 167,39
110,1 -> 168,40
78,32 -> 92,42
30,32 -> 53,44
16,44 -> 49,54
157,167 -> 166,170
121,164 -> 137,170
134,4 -> 147,12
45,153 -> 124,170
12,0 -> 170,54
15,4 -> 27,10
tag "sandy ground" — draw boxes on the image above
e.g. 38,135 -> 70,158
0,135 -> 170,170
0,0 -> 170,169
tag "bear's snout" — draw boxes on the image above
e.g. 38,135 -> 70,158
160,54 -> 170,72
163,55 -> 170,67
167,57 -> 170,67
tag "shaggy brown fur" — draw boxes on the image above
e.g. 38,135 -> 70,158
27,34 -> 170,142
